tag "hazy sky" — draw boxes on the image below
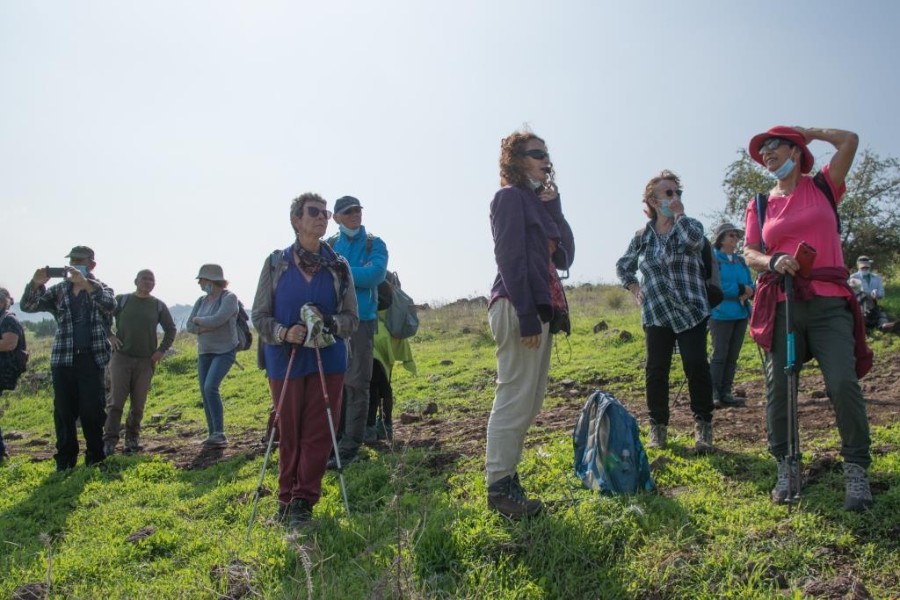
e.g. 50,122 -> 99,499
3,1 -> 899,311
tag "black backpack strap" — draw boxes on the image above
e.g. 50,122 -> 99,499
754,193 -> 769,254
812,171 -> 841,233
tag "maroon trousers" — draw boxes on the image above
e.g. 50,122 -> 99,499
269,373 -> 344,505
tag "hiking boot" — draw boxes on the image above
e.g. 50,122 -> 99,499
375,417 -> 393,441
286,498 -> 313,528
647,423 -> 667,449
273,502 -> 289,522
364,425 -> 378,444
719,392 -> 746,408
771,457 -> 800,504
712,389 -> 724,409
843,463 -> 874,512
487,474 -> 542,518
202,433 -> 228,449
103,441 -> 117,457
124,436 -> 143,453
693,420 -> 714,453
326,452 -> 357,470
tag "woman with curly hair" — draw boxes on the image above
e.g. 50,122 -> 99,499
485,130 -> 575,518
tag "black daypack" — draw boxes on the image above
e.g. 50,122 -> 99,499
0,312 -> 28,391
702,237 -> 724,308
235,300 -> 252,351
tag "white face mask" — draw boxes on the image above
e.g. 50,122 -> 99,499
528,178 -> 543,191
339,224 -> 361,237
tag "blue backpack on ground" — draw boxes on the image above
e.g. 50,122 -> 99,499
573,390 -> 656,495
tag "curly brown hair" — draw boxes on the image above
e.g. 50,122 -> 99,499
499,130 -> 549,188
642,169 -> 681,220
290,192 -> 327,232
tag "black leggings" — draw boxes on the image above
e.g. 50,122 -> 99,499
366,360 -> 393,426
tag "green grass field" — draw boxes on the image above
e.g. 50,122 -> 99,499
1,285 -> 898,598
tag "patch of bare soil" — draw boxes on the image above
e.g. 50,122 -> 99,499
10,349 -> 899,479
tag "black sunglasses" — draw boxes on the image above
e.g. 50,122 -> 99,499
663,189 -> 683,198
520,149 -> 549,160
305,206 -> 333,219
758,137 -> 792,154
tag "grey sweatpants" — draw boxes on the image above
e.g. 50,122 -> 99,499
337,319 -> 376,457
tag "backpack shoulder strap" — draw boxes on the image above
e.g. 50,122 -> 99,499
326,234 -> 339,248
116,293 -> 131,315
754,193 -> 769,253
812,171 -> 841,233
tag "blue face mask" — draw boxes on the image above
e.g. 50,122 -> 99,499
73,265 -> 89,277
202,283 -> 214,295
773,156 -> 796,180
528,178 -> 543,191
339,224 -> 360,237
658,199 -> 674,219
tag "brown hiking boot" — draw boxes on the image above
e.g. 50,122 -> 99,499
487,474 -> 542,518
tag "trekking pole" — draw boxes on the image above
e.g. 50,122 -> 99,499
314,341 -> 351,517
246,344 -> 297,541
783,274 -> 802,511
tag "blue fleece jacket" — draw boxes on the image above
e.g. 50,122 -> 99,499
711,249 -> 754,321
330,225 -> 388,322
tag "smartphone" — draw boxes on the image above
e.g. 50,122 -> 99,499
45,266 -> 67,278
794,241 -> 817,278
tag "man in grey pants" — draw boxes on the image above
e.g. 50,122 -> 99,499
327,195 -> 388,467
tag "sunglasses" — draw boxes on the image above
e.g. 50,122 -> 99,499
305,206 -> 333,219
662,189 -> 683,198
341,206 -> 362,215
521,149 -> 550,160
758,137 -> 792,153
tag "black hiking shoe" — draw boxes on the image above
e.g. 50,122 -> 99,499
487,473 -> 542,518
286,498 -> 313,528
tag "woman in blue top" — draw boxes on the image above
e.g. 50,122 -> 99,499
252,192 -> 358,528
708,222 -> 754,408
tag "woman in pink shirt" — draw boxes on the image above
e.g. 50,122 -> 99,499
743,125 -> 873,512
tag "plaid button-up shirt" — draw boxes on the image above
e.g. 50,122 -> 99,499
21,276 -> 116,368
616,216 -> 710,333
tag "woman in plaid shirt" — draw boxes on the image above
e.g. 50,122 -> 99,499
616,170 -> 714,453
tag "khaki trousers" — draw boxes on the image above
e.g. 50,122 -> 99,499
485,299 -> 551,485
104,352 -> 155,442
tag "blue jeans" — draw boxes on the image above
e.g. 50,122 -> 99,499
198,350 -> 235,437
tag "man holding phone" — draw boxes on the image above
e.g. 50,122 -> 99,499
20,246 -> 117,471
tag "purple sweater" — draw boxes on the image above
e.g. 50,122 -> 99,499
489,186 -> 575,336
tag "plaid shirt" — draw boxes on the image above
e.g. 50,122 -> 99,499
20,276 -> 116,368
616,216 -> 709,333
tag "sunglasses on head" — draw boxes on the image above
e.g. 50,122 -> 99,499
758,137 -> 792,153
662,189 -> 683,198
341,206 -> 362,215
304,206 -> 333,219
520,149 -> 549,160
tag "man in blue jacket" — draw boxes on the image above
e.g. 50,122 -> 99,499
327,196 -> 388,466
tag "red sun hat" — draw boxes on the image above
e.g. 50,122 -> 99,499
749,125 -> 814,174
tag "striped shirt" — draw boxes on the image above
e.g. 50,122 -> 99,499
20,277 -> 117,368
616,216 -> 710,333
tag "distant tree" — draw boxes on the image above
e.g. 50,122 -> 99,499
719,148 -> 900,274
24,318 -> 58,338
